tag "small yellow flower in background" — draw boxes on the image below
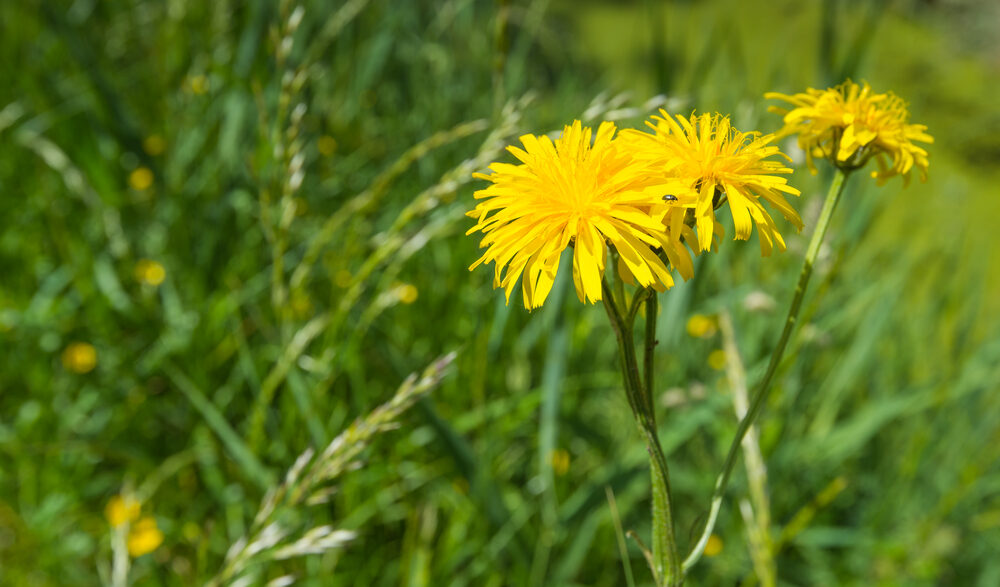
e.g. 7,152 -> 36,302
335,269 -> 353,288
468,120 -> 695,309
134,259 -> 166,286
622,112 -> 803,257
62,342 -> 97,374
686,314 -> 717,338
318,135 -> 338,156
704,534 -> 724,557
182,521 -> 202,542
549,448 -> 571,476
107,493 -> 164,557
290,290 -> 313,318
105,495 -> 141,528
127,517 -> 164,557
396,283 -> 419,305
188,74 -> 209,95
766,80 -> 932,185
129,167 -> 154,191
143,134 -> 166,156
707,349 -> 727,371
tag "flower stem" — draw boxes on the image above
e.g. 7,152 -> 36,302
602,280 -> 681,587
682,168 -> 852,573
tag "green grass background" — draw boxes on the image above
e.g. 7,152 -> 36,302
1,0 -> 999,584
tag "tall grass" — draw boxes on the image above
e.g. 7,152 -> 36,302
0,0 -> 997,585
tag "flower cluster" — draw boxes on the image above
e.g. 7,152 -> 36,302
766,80 -> 933,185
106,494 -> 164,557
468,114 -> 801,308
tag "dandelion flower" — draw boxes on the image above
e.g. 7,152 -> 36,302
135,259 -> 166,286
129,167 -> 154,191
318,135 -> 338,157
127,517 -> 164,557
468,120 -> 693,309
704,534 -> 724,557
143,135 -> 166,156
623,112 -> 802,256
686,314 -> 717,339
766,80 -> 933,185
62,342 -> 97,374
549,448 -> 571,476
708,349 -> 727,371
396,283 -> 419,305
105,495 -> 141,528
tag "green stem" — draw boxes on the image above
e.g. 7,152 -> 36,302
602,280 -> 681,587
682,169 -> 851,573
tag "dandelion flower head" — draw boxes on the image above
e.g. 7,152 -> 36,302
467,120 -> 694,309
106,494 -> 141,528
622,112 -> 802,257
766,80 -> 933,185
62,342 -> 97,374
127,517 -> 164,557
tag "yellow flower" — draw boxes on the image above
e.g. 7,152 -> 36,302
468,120 -> 694,309
129,167 -> 154,191
549,448 -> 571,476
318,135 -> 338,156
686,314 -> 717,338
143,135 -> 166,156
127,517 -> 164,557
707,349 -> 727,371
105,495 -> 141,528
622,112 -> 802,257
335,269 -> 353,289
62,342 -> 97,374
766,80 -> 933,185
188,74 -> 209,95
290,290 -> 313,318
704,534 -> 724,557
134,259 -> 166,286
396,283 -> 419,305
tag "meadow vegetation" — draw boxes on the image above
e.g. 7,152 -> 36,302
1,0 -> 998,585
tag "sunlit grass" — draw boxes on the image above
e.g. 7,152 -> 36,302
0,0 -> 997,585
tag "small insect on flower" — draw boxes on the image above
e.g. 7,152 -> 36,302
766,80 -> 933,186
621,112 -> 803,257
467,120 -> 695,309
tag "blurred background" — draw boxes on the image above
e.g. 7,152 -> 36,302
1,0 -> 999,584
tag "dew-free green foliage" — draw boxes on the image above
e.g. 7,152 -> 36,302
1,0 -> 998,585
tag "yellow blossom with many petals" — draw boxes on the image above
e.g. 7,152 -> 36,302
468,120 -> 695,309
622,112 -> 802,256
766,80 -> 932,186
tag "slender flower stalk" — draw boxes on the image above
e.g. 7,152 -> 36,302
685,81 -> 931,573
601,278 -> 681,587
683,170 -> 850,572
